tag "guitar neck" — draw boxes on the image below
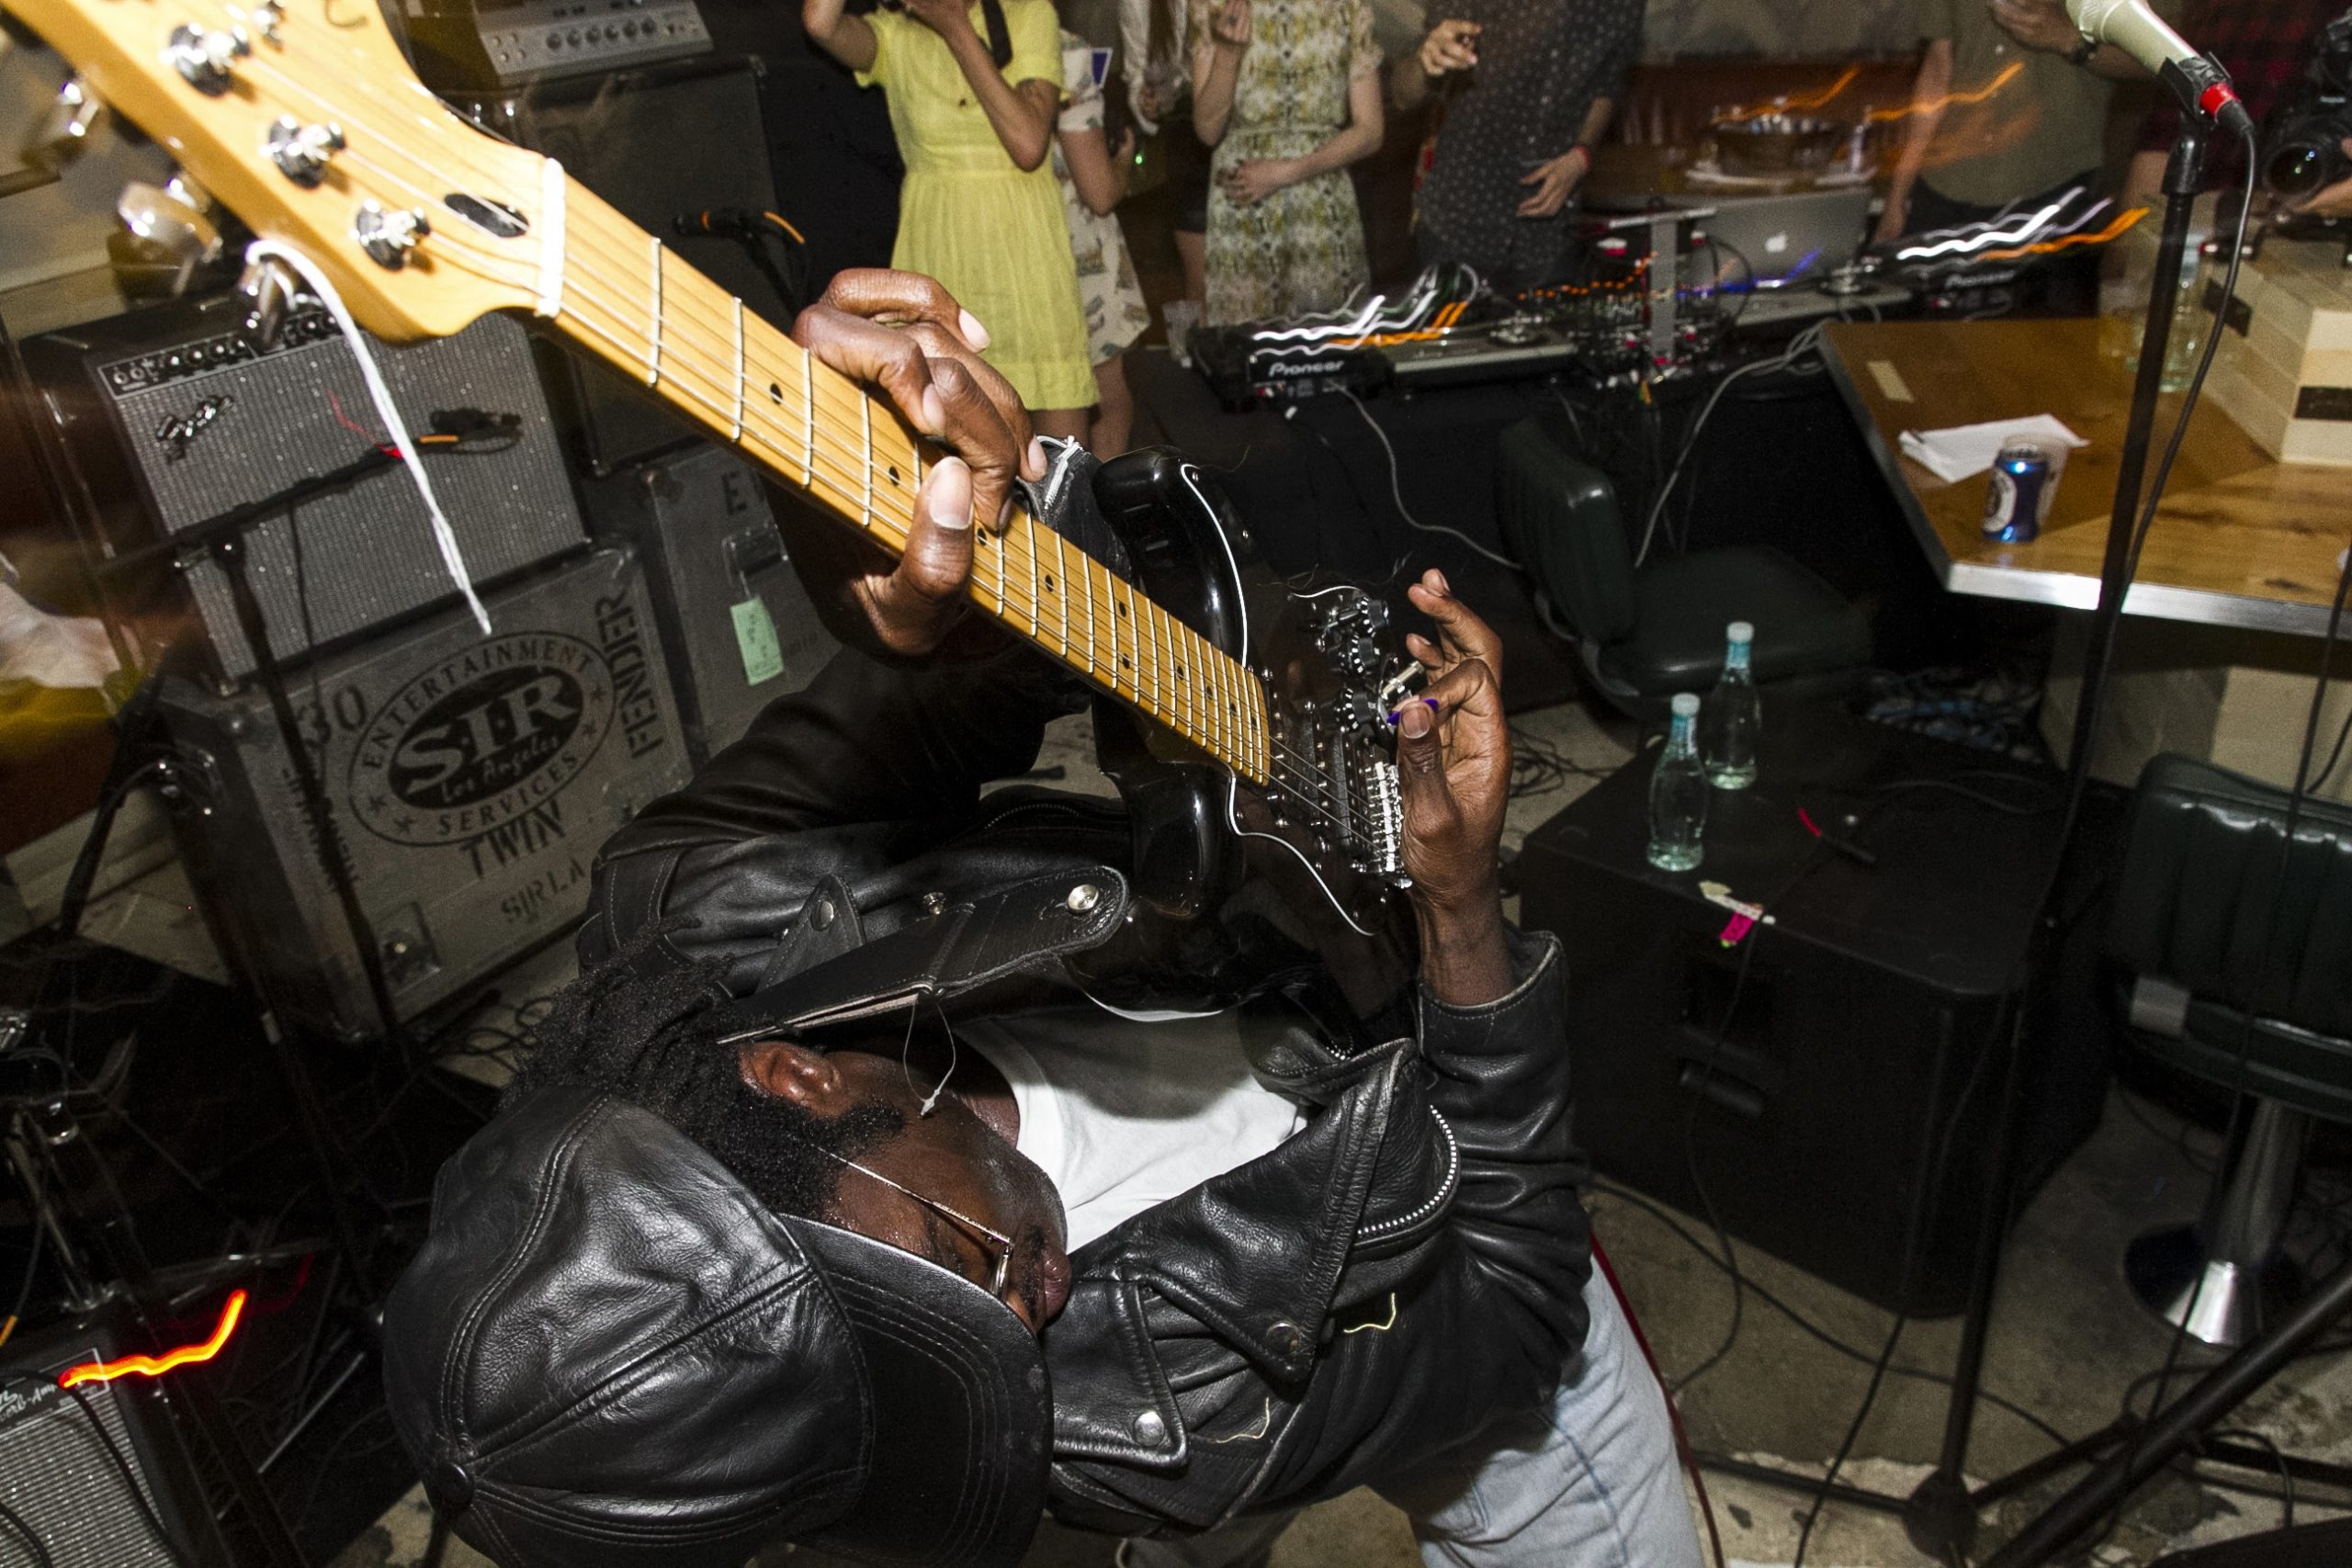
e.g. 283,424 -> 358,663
537,179 -> 1267,784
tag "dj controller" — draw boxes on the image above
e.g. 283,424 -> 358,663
1188,245 -> 1731,411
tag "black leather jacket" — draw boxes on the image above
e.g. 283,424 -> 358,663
578,647 -> 1593,1536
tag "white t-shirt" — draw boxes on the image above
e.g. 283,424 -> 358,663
961,1005 -> 1306,1250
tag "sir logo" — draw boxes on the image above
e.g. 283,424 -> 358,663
348,633 -> 616,848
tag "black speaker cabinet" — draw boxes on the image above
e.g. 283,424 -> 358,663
1519,701 -> 2111,1314
0,1314 -> 223,1566
26,294 -> 586,684
159,547 -> 692,1041
583,443 -> 839,761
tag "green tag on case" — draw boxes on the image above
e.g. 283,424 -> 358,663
731,597 -> 786,686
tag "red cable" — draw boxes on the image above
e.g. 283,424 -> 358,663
1593,1235 -> 1729,1568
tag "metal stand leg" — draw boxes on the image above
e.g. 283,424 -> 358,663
1983,1253 -> 2352,1567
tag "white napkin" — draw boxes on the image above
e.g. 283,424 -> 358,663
1898,414 -> 2087,485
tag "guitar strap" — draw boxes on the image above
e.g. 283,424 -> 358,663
706,867 -> 1132,1046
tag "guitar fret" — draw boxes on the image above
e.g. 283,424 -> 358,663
1080,557 -> 1100,678
645,237 -> 663,388
1023,525 -> 1042,638
1145,605 -> 1166,716
1049,529 -> 1071,655
730,299 -> 746,443
859,396 -> 874,528
800,350 -> 815,486
991,516 -> 1008,613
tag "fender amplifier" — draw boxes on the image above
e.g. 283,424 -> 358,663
0,1314 -> 220,1566
26,294 -> 585,683
158,547 -> 691,1041
583,444 -> 838,761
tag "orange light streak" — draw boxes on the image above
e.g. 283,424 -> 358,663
58,1292 -> 246,1389
1722,65 -> 1861,125
1866,62 -> 2025,123
1973,205 -> 2149,263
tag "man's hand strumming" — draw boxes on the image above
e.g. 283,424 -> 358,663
1394,570 -> 1512,1006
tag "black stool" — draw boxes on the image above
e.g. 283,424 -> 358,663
2104,754 -> 2352,1347
1494,418 -> 1871,719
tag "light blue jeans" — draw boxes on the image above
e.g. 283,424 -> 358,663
1121,1269 -> 1703,1568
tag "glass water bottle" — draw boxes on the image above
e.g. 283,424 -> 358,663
1648,693 -> 1709,873
1701,620 -> 1761,790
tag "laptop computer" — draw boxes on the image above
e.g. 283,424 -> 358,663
1667,186 -> 1874,293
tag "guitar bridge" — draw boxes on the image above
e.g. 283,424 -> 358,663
1359,756 -> 1404,879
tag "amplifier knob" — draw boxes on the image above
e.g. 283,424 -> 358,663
164,23 -> 250,96
264,116 -> 345,188
353,201 -> 430,269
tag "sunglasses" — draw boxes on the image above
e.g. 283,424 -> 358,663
797,1140 -> 1015,1296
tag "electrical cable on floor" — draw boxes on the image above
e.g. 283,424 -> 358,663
1792,1310 -> 1910,1568
1592,1178 -> 2077,1450
2203,1428 -> 2295,1529
1332,389 -> 1525,571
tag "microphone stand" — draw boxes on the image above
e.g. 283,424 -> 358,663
1893,121 -> 2215,1566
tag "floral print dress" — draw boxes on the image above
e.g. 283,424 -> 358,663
1187,0 -> 1380,325
1053,31 -> 1153,365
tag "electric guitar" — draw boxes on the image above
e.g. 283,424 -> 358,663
12,0 -> 1422,1025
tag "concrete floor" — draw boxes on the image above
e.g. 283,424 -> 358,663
341,700 -> 2352,1568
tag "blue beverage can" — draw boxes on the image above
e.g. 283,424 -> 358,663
1982,440 -> 2056,544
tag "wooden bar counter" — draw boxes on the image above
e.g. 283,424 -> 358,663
1819,317 -> 2351,637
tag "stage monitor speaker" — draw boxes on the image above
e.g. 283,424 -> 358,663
1517,703 -> 2112,1314
27,294 -> 586,684
159,546 -> 692,1041
584,443 -> 839,761
463,57 -> 794,475
0,1314 -> 221,1567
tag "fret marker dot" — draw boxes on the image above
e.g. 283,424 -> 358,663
767,382 -> 783,404
887,465 -> 900,484
1043,574 -> 1056,591
1116,603 -> 1128,616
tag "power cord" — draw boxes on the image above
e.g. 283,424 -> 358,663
1635,322 -> 1829,568
1329,389 -> 1524,571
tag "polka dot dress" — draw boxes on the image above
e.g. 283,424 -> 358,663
1416,0 -> 1643,289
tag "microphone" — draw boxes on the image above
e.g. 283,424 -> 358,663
2066,0 -> 2255,136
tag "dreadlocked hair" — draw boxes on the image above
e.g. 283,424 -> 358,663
512,922 -> 903,1218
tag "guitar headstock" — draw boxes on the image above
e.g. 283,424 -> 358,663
13,0 -> 545,341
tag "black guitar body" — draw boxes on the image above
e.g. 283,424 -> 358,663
1066,446 -> 1420,1041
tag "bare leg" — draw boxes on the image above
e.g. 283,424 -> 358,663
1175,229 -> 1206,308
1091,355 -> 1134,458
1033,407 -> 1091,446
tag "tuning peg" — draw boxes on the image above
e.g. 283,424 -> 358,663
31,76 -> 104,163
118,176 -> 223,267
264,117 -> 344,187
164,22 -> 250,96
237,256 -> 309,349
353,202 -> 430,270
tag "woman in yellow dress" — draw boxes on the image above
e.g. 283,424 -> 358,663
805,0 -> 1097,442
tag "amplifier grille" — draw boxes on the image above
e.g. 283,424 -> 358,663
85,308 -> 583,679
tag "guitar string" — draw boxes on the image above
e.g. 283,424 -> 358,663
215,10 -> 1312,784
